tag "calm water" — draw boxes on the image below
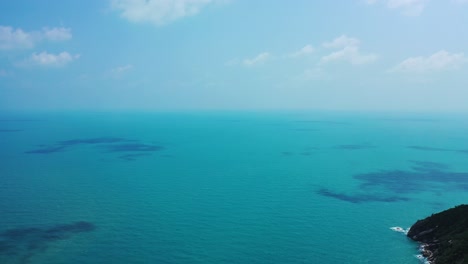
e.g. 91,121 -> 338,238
1,111 -> 468,264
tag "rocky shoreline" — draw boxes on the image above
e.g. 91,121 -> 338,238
407,204 -> 468,264
418,243 -> 436,263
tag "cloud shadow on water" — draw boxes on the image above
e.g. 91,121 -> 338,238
0,221 -> 95,264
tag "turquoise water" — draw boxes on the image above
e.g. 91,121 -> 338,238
1,111 -> 468,264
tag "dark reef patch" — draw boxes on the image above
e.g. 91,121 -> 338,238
354,169 -> 468,194
0,129 -> 22,132
282,147 -> 319,157
0,119 -> 38,122
293,128 -> 319,132
102,143 -> 163,152
407,146 -> 452,152
118,153 -> 152,161
318,160 -> 468,203
0,221 -> 95,263
24,137 -> 164,160
335,144 -> 375,150
304,146 -> 320,151
407,145 -> 468,155
409,160 -> 449,172
380,118 -> 439,123
295,120 -> 348,125
317,188 -> 409,203
58,137 -> 133,146
25,145 -> 67,154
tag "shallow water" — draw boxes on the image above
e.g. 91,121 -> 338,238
1,111 -> 468,263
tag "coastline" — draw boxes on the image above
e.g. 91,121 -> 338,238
407,204 -> 468,264
417,243 -> 434,264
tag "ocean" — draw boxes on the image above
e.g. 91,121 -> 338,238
1,111 -> 468,264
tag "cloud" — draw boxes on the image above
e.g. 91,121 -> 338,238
289,45 -> 315,58
0,26 -> 35,49
321,47 -> 377,65
0,26 -> 72,50
366,0 -> 428,16
323,35 -> 360,49
109,64 -> 134,78
391,50 -> 467,73
243,52 -> 270,66
321,35 -> 377,65
42,27 -> 72,41
111,0 -> 219,26
387,0 -> 427,16
27,51 -> 80,67
111,64 -> 134,74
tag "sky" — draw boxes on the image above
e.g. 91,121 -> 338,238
0,0 -> 468,112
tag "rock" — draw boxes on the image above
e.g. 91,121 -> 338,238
407,204 -> 468,264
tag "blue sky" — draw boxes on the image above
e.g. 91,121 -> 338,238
1,0 -> 467,111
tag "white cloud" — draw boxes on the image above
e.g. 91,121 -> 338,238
28,51 -> 80,67
0,26 -> 72,50
323,35 -> 360,49
321,46 -> 377,65
387,0 -> 427,16
111,64 -> 134,74
109,64 -> 134,78
289,45 -> 315,58
321,35 -> 377,65
42,27 -> 72,41
111,0 -> 219,26
391,50 -> 467,73
0,26 -> 35,49
243,52 -> 270,66
366,0 -> 427,16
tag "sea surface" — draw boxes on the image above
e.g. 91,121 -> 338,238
1,111 -> 468,264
